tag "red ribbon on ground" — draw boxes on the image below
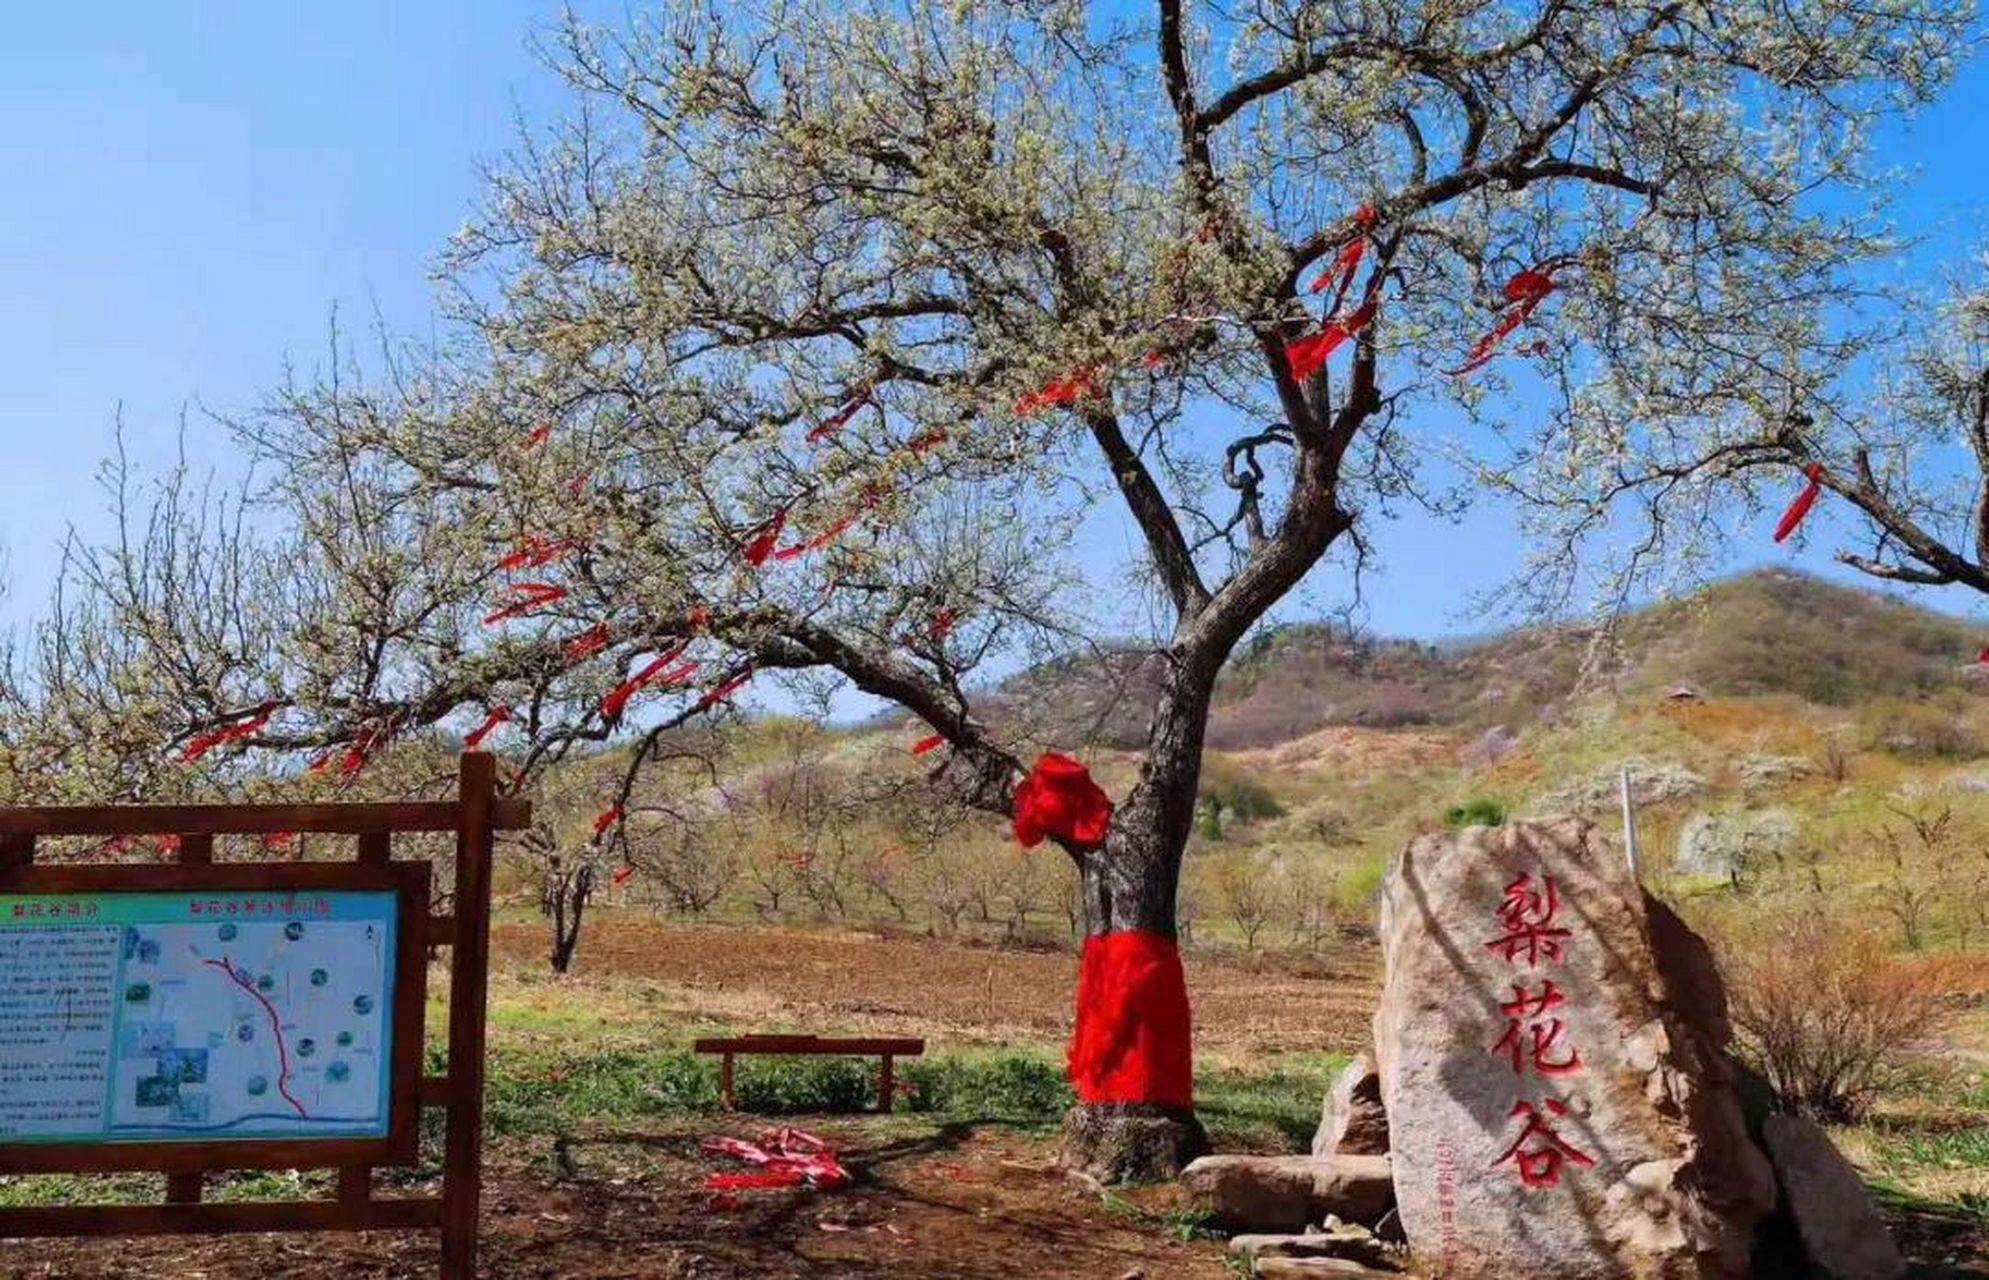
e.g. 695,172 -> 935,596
911,733 -> 945,756
602,642 -> 697,719
1013,753 -> 1113,849
592,805 -> 624,841
463,706 -> 510,751
1068,929 -> 1194,1109
1284,297 -> 1378,382
483,581 -> 568,624
180,701 -> 279,762
565,622 -> 611,663
1772,463 -> 1826,543
700,1129 -> 849,1191
744,511 -> 788,567
1447,268 -> 1557,376
1015,368 -> 1099,417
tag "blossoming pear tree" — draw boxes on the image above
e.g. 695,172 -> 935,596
36,1 -> 1974,1178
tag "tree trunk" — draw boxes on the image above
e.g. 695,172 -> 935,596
1059,651 -> 1215,1183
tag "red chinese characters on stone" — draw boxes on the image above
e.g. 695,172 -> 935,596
1484,872 -> 1573,967
1492,1098 -> 1597,1188
1490,979 -> 1584,1077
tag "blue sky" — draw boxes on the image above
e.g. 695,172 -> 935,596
4,3 -> 1989,655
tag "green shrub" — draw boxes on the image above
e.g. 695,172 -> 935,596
733,1056 -> 876,1113
1443,797 -> 1508,829
900,1054 -> 1073,1122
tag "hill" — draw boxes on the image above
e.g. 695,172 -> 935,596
985,569 -> 1989,750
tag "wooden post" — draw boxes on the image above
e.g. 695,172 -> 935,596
877,1055 -> 895,1114
721,1054 -> 736,1111
440,753 -> 496,1280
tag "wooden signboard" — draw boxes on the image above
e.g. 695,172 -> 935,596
0,753 -> 529,1279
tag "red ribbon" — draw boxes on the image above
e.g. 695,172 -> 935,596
744,511 -> 788,567
1068,929 -> 1194,1109
496,535 -> 579,571
1284,298 -> 1378,382
612,866 -> 634,886
565,622 -> 611,663
522,425 -> 552,450
689,604 -> 710,631
463,706 -> 510,751
180,701 -> 279,762
1307,205 -> 1375,305
700,1129 -> 849,1191
1447,268 -> 1557,376
261,832 -> 295,855
929,608 -> 957,640
602,642 -> 696,719
911,733 -> 945,756
1013,753 -> 1113,849
483,581 -> 568,625
1015,368 -> 1099,417
592,805 -> 624,841
906,428 -> 947,455
1772,464 -> 1826,543
772,508 -> 865,562
695,666 -> 754,711
338,717 -> 397,778
807,391 -> 872,444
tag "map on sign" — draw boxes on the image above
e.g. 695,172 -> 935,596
0,890 -> 398,1144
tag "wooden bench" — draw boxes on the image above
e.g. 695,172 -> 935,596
693,1035 -> 926,1114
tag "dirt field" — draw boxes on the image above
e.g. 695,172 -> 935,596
481,914 -> 1380,1059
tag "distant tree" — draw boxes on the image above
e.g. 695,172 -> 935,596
41,2 -> 1973,1177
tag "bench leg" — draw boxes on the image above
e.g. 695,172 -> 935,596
722,1053 -> 735,1111
878,1054 -> 894,1114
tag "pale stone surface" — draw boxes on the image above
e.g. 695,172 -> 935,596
1252,1259 -> 1399,1279
1228,1227 -> 1395,1269
1373,818 -> 1775,1279
1180,1154 -> 1394,1232
1312,1054 -> 1389,1157
1761,1114 -> 1907,1280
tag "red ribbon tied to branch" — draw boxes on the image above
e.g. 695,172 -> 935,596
1015,368 -> 1099,417
911,733 -> 946,756
1447,268 -> 1557,377
522,424 -> 552,450
592,805 -> 624,842
1307,204 -> 1375,304
806,390 -> 872,444
1013,753 -> 1113,850
483,581 -> 568,625
564,622 -> 611,663
463,706 -> 510,751
1772,463 -> 1826,544
744,511 -> 788,567
180,700 -> 279,762
1284,298 -> 1378,382
695,665 -> 754,711
601,641 -> 697,720
496,535 -> 579,571
611,866 -> 634,887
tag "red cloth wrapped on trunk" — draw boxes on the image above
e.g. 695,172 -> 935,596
1067,929 -> 1194,1109
1013,753 -> 1112,849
